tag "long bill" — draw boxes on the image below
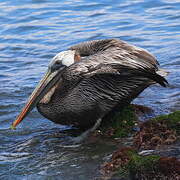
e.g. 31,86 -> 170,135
11,69 -> 62,129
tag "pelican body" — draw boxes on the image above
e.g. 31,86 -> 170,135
12,39 -> 168,130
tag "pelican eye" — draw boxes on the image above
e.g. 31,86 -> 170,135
55,60 -> 61,65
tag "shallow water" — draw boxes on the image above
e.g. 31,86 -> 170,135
0,0 -> 179,179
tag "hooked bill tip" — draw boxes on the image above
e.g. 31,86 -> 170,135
10,124 -> 16,130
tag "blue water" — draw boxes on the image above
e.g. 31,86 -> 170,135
0,0 -> 179,179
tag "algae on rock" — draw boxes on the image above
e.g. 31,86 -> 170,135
134,110 -> 180,150
101,147 -> 180,180
100,105 -> 138,138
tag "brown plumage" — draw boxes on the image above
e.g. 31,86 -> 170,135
12,39 -> 168,130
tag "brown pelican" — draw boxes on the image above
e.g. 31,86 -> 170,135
11,39 -> 168,142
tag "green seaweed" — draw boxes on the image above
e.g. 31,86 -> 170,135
101,105 -> 138,138
103,147 -> 179,180
152,111 -> 180,135
128,154 -> 160,176
101,107 -> 179,139
116,149 -> 160,179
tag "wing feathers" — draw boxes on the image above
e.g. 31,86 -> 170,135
84,63 -> 168,87
70,39 -> 158,69
67,39 -> 168,88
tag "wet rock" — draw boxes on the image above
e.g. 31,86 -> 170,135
101,147 -> 133,175
97,104 -> 154,139
100,105 -> 141,138
133,111 -> 180,150
98,110 -> 180,180
132,104 -> 154,120
158,157 -> 180,177
100,147 -> 180,180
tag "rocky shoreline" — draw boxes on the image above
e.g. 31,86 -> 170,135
94,105 -> 180,180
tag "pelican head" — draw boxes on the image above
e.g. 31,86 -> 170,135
11,50 -> 78,129
49,50 -> 76,71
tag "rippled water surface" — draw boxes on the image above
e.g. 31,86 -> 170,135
0,0 -> 179,179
